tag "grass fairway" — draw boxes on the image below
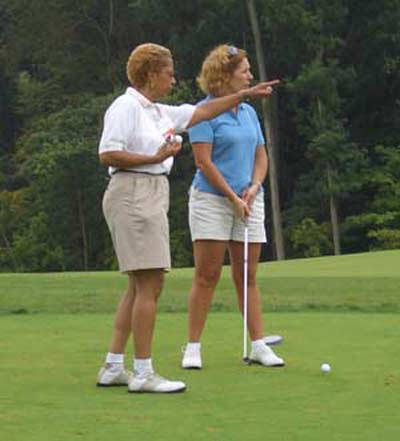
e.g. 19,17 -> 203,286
0,250 -> 399,440
1,249 -> 400,314
0,313 -> 399,441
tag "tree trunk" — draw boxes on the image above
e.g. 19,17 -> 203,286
327,166 -> 341,255
108,0 -> 114,37
80,2 -> 114,88
77,189 -> 89,270
317,95 -> 341,256
246,0 -> 285,260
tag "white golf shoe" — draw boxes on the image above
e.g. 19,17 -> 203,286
128,373 -> 186,393
97,364 -> 132,387
181,345 -> 202,369
249,345 -> 285,367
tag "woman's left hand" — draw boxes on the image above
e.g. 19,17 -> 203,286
241,183 -> 259,208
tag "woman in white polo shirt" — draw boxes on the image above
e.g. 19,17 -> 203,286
181,45 -> 285,369
97,43 -> 277,393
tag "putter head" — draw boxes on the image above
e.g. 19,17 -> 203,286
243,357 -> 251,365
263,335 -> 283,346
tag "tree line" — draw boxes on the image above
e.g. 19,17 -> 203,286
0,0 -> 399,272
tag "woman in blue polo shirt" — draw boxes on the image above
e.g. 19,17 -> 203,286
182,44 -> 285,369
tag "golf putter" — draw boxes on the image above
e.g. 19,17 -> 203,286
263,335 -> 283,346
243,219 -> 251,365
242,219 -> 283,363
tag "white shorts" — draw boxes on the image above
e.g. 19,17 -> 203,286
188,187 -> 267,243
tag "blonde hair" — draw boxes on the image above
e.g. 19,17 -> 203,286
126,43 -> 172,88
197,44 -> 247,96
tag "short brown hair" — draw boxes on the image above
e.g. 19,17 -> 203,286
197,44 -> 247,96
126,43 -> 172,88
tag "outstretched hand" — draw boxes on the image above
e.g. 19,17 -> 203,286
245,79 -> 280,99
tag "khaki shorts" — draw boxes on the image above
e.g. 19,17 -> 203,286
188,187 -> 267,243
103,172 -> 170,272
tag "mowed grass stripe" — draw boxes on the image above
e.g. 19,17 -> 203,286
1,250 -> 399,314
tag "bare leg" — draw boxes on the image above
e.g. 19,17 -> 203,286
108,274 -> 136,354
131,269 -> 164,359
229,241 -> 264,341
187,240 -> 227,342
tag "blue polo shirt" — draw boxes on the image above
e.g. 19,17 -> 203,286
188,98 -> 265,196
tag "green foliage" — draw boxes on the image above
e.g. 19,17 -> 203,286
346,0 -> 400,145
368,145 -> 400,212
341,144 -> 400,253
12,212 -> 66,271
1,0 -> 400,270
368,228 -> 400,251
284,31 -> 366,253
343,212 -> 400,253
0,190 -> 24,270
9,94 -> 114,271
15,72 -> 65,122
289,217 -> 332,257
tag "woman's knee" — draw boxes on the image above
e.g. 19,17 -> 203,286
134,269 -> 164,300
195,268 -> 220,290
127,273 -> 136,296
148,271 -> 164,300
232,269 -> 257,290
154,273 -> 164,300
247,270 -> 258,287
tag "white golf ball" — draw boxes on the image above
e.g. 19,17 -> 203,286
174,134 -> 183,143
321,363 -> 331,373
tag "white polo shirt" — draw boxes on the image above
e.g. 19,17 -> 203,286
98,87 -> 195,175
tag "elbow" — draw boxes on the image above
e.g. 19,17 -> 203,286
99,152 -> 112,166
195,158 -> 209,172
99,153 -> 107,166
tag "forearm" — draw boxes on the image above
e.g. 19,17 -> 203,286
188,91 -> 246,127
99,150 -> 160,168
251,147 -> 268,189
188,80 -> 280,128
198,161 -> 238,202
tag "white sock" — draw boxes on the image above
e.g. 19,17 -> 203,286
186,342 -> 201,352
251,339 -> 265,351
134,358 -> 154,377
105,352 -> 124,365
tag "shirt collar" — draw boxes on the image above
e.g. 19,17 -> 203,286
126,87 -> 154,108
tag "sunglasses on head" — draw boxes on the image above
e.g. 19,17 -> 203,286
227,46 -> 239,58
